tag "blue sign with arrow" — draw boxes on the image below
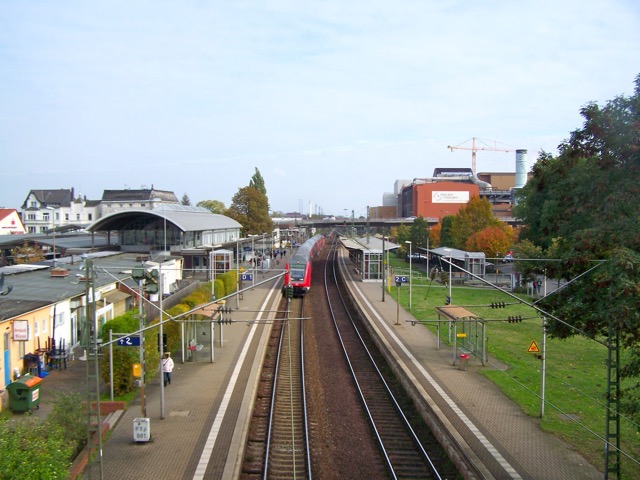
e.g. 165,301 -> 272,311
117,335 -> 141,347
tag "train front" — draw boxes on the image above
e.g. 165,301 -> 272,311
286,253 -> 310,295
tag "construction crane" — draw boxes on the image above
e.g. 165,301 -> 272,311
447,137 -> 515,176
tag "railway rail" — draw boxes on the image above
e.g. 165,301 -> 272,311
241,297 -> 311,480
323,241 -> 445,479
242,235 -> 458,479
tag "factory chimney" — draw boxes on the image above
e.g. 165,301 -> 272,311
515,149 -> 528,188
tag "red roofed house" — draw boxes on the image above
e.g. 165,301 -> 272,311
0,209 -> 26,235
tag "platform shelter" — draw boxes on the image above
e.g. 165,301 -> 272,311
435,305 -> 486,366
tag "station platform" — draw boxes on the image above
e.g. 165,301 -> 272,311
35,249 -> 602,480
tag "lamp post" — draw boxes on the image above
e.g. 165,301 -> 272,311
236,237 -> 240,308
426,235 -> 430,277
444,248 -> 452,303
45,206 -> 57,266
405,240 -> 412,310
382,236 -> 386,302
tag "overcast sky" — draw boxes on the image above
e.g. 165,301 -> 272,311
1,1 -> 639,217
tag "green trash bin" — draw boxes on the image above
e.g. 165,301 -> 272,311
7,374 -> 43,412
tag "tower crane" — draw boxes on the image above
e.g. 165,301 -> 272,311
447,137 -> 515,176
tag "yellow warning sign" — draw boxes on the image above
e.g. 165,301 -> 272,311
527,341 -> 540,353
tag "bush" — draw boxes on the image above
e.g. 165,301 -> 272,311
213,279 -> 225,299
46,392 -> 87,459
0,416 -> 73,479
98,282 -> 224,395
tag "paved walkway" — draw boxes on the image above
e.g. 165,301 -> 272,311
26,250 -> 603,479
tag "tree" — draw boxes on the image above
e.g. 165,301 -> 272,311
226,186 -> 273,236
181,193 -> 192,206
409,216 -> 430,251
249,167 -> 267,196
11,241 -> 45,265
196,199 -> 226,214
514,73 -> 640,418
465,225 -> 514,259
450,196 -> 504,250
394,224 -> 410,257
430,223 -> 442,247
439,216 -> 455,248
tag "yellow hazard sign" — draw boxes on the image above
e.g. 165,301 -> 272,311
527,341 -> 540,353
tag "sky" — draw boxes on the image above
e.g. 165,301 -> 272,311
1,1 -> 639,218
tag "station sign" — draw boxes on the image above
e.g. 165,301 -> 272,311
117,335 -> 141,347
394,275 -> 408,284
240,273 -> 253,281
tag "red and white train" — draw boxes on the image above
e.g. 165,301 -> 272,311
283,234 -> 325,296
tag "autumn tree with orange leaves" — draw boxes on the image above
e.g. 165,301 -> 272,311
465,225 -> 514,260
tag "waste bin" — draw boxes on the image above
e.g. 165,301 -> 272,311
459,353 -> 470,371
7,374 -> 43,412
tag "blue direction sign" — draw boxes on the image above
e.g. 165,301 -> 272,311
117,335 -> 141,347
241,273 -> 253,281
394,275 -> 408,284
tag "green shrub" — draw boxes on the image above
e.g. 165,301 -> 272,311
45,392 -> 87,459
214,279 -> 225,299
0,416 -> 73,479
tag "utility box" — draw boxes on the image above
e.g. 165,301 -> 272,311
7,375 -> 43,412
133,417 -> 151,442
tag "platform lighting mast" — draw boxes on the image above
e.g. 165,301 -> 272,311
447,137 -> 515,176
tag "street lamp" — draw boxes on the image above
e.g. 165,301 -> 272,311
426,234 -> 430,278
443,248 -> 452,304
405,241 -> 412,310
382,236 -> 386,302
45,206 -> 57,267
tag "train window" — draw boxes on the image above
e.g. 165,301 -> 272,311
291,268 -> 305,281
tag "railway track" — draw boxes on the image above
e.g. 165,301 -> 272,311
322,242 -> 444,479
241,297 -> 311,480
243,235 -> 458,479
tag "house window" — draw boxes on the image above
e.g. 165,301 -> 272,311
65,213 -> 69,221
28,227 -> 36,233
27,214 -> 36,221
40,227 -> 47,233
43,213 -> 50,221
76,214 -> 80,220
42,318 -> 47,333
30,201 -> 37,208
34,320 -> 39,335
88,213 -> 93,220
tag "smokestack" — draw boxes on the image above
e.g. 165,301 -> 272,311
515,149 -> 528,188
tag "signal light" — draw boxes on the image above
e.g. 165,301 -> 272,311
445,296 -> 451,305
284,285 -> 294,299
